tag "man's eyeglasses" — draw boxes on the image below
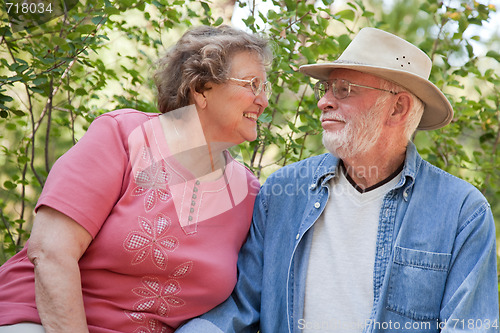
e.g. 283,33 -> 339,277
314,79 -> 396,101
229,77 -> 272,100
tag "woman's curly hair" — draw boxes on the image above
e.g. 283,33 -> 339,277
154,25 -> 273,114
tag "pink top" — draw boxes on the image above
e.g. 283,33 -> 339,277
0,109 -> 259,332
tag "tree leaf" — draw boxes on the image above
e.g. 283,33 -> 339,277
486,51 -> 500,62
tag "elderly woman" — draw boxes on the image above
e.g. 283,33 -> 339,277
0,25 -> 272,333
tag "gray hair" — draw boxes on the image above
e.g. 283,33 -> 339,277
378,79 -> 425,140
154,25 -> 273,113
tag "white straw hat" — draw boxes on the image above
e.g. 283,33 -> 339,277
299,28 -> 453,130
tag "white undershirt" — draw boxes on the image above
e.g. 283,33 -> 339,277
302,167 -> 401,332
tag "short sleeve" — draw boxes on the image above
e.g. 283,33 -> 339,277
35,114 -> 129,237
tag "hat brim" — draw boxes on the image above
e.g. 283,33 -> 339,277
299,63 -> 454,130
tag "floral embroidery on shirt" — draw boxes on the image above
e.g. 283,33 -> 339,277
132,276 -> 185,317
125,261 -> 193,326
124,214 -> 179,270
133,157 -> 171,212
125,313 -> 171,333
169,261 -> 193,278
136,319 -> 171,333
126,311 -> 146,322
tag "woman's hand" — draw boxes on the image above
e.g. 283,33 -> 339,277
27,206 -> 93,333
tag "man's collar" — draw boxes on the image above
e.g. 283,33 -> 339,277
313,153 -> 340,188
313,142 -> 422,190
399,141 -> 420,189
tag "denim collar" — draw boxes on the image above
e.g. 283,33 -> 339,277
398,141 -> 421,191
312,153 -> 339,188
313,141 -> 421,191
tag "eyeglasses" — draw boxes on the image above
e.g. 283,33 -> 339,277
314,79 -> 396,101
229,77 -> 272,100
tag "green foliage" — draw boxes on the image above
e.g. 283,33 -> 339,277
0,0 -> 498,279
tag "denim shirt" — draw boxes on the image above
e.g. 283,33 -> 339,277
177,142 -> 499,333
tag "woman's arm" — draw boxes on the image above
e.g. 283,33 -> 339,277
27,206 -> 93,333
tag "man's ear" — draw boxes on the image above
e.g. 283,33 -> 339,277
388,92 -> 413,127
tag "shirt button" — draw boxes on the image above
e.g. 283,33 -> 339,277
195,180 -> 200,185
191,200 -> 196,206
403,191 -> 408,199
296,233 -> 300,240
310,183 -> 316,190
314,202 -> 321,209
192,194 -> 197,199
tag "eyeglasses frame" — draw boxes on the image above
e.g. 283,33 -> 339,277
228,77 -> 272,100
314,79 -> 397,101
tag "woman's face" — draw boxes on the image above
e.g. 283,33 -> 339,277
197,51 -> 269,145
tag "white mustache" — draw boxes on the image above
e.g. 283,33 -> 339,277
320,113 -> 346,122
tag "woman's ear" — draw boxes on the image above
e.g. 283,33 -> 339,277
192,89 -> 207,109
387,92 -> 413,127
191,82 -> 213,109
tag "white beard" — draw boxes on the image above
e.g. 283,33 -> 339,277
322,102 -> 385,159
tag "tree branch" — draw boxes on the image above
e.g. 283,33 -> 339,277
0,208 -> 16,248
482,102 -> 500,195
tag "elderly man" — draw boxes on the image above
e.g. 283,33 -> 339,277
177,28 -> 498,332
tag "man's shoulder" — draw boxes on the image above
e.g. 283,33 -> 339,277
418,159 -> 478,190
417,159 -> 489,207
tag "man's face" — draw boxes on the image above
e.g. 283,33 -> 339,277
318,69 -> 390,159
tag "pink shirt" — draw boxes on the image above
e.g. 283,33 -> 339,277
0,109 -> 259,332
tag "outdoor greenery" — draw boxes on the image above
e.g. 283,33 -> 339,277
0,0 -> 498,299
